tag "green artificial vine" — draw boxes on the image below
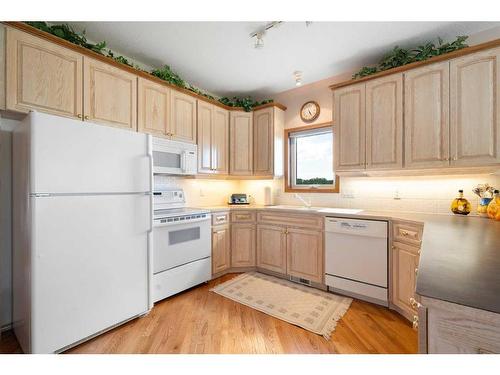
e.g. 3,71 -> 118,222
25,21 -> 273,111
219,97 -> 274,112
353,36 -> 469,79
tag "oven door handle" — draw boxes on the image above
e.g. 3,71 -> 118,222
153,216 -> 210,228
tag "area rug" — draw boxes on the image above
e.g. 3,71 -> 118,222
210,272 -> 352,340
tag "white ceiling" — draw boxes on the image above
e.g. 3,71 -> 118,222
68,21 -> 499,99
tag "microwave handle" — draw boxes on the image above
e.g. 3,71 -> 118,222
180,150 -> 187,173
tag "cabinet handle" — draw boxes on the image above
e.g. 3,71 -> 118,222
453,156 -> 458,161
77,114 -> 82,119
401,230 -> 409,237
415,267 -> 419,276
412,315 -> 419,330
84,115 -> 89,120
409,297 -> 421,309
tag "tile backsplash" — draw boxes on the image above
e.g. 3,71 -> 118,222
156,173 -> 500,215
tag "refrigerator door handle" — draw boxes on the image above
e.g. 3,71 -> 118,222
146,135 -> 154,311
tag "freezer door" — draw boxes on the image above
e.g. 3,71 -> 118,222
28,111 -> 150,194
30,194 -> 150,353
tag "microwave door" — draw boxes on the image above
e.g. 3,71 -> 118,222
153,149 -> 182,174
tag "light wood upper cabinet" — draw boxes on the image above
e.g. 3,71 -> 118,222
450,48 -> 500,166
197,101 -> 214,174
212,106 -> 230,174
230,111 -> 253,175
6,27 -> 83,119
334,83 -> 366,171
392,241 -> 420,321
170,90 -> 197,143
84,57 -> 137,131
197,102 -> 229,174
212,225 -> 230,275
365,74 -> 403,170
137,77 -> 170,137
404,62 -> 450,168
231,223 -> 256,267
253,107 -> 273,176
286,228 -> 323,283
256,224 -> 287,274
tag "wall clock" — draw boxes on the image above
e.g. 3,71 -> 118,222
300,101 -> 320,122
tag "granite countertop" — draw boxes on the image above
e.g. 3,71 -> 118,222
415,214 -> 500,314
201,204 -> 500,314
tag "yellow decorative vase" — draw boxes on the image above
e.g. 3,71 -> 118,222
487,190 -> 500,221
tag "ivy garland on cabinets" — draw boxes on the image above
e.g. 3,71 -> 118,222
352,36 -> 469,79
25,22 -> 273,111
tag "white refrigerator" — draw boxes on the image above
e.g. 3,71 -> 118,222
12,112 -> 153,353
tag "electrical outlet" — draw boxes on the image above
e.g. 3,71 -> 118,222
199,189 -> 205,197
394,189 -> 401,200
341,189 -> 355,199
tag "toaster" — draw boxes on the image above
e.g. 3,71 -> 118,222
229,193 -> 249,205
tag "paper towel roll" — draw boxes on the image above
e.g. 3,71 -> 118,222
264,186 -> 274,206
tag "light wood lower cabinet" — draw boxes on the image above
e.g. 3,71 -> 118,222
391,240 -> 420,321
256,224 -> 287,274
84,57 -> 137,130
286,227 -> 323,283
420,296 -> 500,354
137,77 -> 170,137
212,224 -> 230,275
231,223 -> 256,267
6,27 -> 83,119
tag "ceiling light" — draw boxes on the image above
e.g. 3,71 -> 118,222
254,32 -> 265,49
293,71 -> 303,86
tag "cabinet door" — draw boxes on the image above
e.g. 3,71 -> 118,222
231,224 -> 256,267
213,106 -> 229,174
334,83 -> 366,170
450,48 -> 500,166
392,241 -> 419,321
83,57 -> 137,130
6,28 -> 83,119
212,225 -> 230,275
197,101 -> 214,174
137,77 -> 169,137
230,111 -> 253,175
170,90 -> 197,143
366,74 -> 403,170
286,228 -> 323,283
404,62 -> 450,168
256,224 -> 286,274
253,107 -> 274,176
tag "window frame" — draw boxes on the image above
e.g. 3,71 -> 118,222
284,122 -> 340,193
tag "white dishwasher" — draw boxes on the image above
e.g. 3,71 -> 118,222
324,217 -> 388,306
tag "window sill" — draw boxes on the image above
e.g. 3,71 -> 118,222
284,176 -> 340,193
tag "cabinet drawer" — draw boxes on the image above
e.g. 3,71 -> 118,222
230,210 -> 256,223
212,212 -> 229,226
257,211 -> 323,229
393,221 -> 423,246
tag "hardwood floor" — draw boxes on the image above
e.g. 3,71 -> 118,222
0,273 -> 417,354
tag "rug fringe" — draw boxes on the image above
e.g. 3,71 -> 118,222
322,299 -> 353,340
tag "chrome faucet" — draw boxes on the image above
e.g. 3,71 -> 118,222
294,193 -> 312,208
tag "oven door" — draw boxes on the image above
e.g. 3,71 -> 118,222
153,218 -> 211,273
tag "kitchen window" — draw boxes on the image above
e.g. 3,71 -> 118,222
285,123 -> 339,193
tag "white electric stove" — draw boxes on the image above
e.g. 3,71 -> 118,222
152,189 -> 211,302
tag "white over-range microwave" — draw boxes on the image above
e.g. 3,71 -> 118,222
152,137 -> 198,175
